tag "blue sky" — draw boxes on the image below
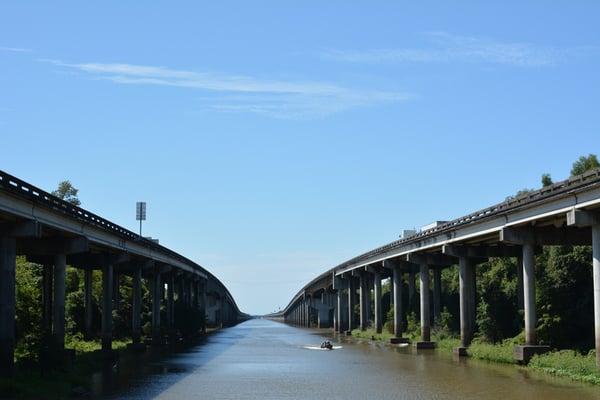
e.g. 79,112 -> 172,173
1,2 -> 599,314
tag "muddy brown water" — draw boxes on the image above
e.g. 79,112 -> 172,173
91,319 -> 599,399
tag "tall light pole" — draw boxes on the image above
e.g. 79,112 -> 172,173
136,202 -> 146,237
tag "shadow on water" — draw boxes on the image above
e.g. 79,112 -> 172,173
91,322 -> 252,399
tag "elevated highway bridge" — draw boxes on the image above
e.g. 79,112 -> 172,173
273,168 -> 600,366
0,170 -> 247,376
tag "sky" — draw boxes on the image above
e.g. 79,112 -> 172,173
1,1 -> 600,315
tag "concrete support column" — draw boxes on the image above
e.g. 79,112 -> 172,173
419,263 -> 431,343
457,256 -> 475,352
433,269 -> 442,324
306,296 -> 311,327
523,243 -> 536,345
200,280 -> 207,333
359,273 -> 368,330
167,274 -> 174,331
131,266 -> 142,345
84,268 -> 93,340
392,267 -> 403,338
592,224 -> 600,367
185,279 -> 192,308
0,237 -> 16,376
193,280 -> 199,309
347,278 -> 355,333
408,271 -> 416,313
365,276 -> 372,325
101,262 -> 113,352
52,254 -> 66,351
152,271 -> 162,344
374,271 -> 382,334
337,284 -> 343,332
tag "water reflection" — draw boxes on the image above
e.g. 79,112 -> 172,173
93,319 -> 599,400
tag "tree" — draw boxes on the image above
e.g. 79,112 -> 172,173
570,154 -> 599,177
51,180 -> 81,206
541,173 -> 553,187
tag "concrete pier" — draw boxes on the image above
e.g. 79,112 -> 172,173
374,271 -> 382,334
359,273 -> 368,330
336,280 -> 344,332
167,274 -> 175,334
347,278 -> 355,334
523,243 -> 536,345
392,266 -> 404,340
101,262 -> 113,352
593,224 -> 600,367
52,254 -> 66,351
0,237 -> 16,376
454,256 -> 474,356
513,242 -> 549,362
415,263 -> 434,348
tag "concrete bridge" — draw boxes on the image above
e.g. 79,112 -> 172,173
0,170 -> 247,376
273,168 -> 600,366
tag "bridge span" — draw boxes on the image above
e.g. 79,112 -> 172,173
273,168 -> 600,367
0,170 -> 247,376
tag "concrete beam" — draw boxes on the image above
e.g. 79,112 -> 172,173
567,208 -> 600,227
442,244 -> 520,259
405,252 -> 455,267
19,236 -> 89,256
500,226 -> 590,246
0,220 -> 42,238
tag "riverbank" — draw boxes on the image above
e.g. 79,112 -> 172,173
349,328 -> 600,386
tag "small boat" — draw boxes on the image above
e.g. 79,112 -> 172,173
320,340 -> 333,350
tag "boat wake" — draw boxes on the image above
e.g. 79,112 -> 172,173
303,345 -> 343,350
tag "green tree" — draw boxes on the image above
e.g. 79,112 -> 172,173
570,154 -> 599,176
541,173 -> 553,187
51,180 -> 81,206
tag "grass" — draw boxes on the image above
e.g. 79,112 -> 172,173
66,335 -> 131,354
529,350 -> 600,385
350,328 -> 396,342
468,339 -> 516,364
346,325 -> 600,386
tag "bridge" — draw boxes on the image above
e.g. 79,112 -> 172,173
273,168 -> 600,367
0,170 -> 247,376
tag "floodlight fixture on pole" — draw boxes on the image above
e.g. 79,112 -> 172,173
136,201 -> 146,237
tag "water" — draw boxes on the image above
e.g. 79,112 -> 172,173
93,319 -> 599,399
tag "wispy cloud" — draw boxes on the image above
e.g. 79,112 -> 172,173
41,59 -> 410,118
0,46 -> 32,53
322,32 -> 596,67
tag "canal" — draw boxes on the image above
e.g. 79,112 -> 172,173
93,319 -> 599,399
